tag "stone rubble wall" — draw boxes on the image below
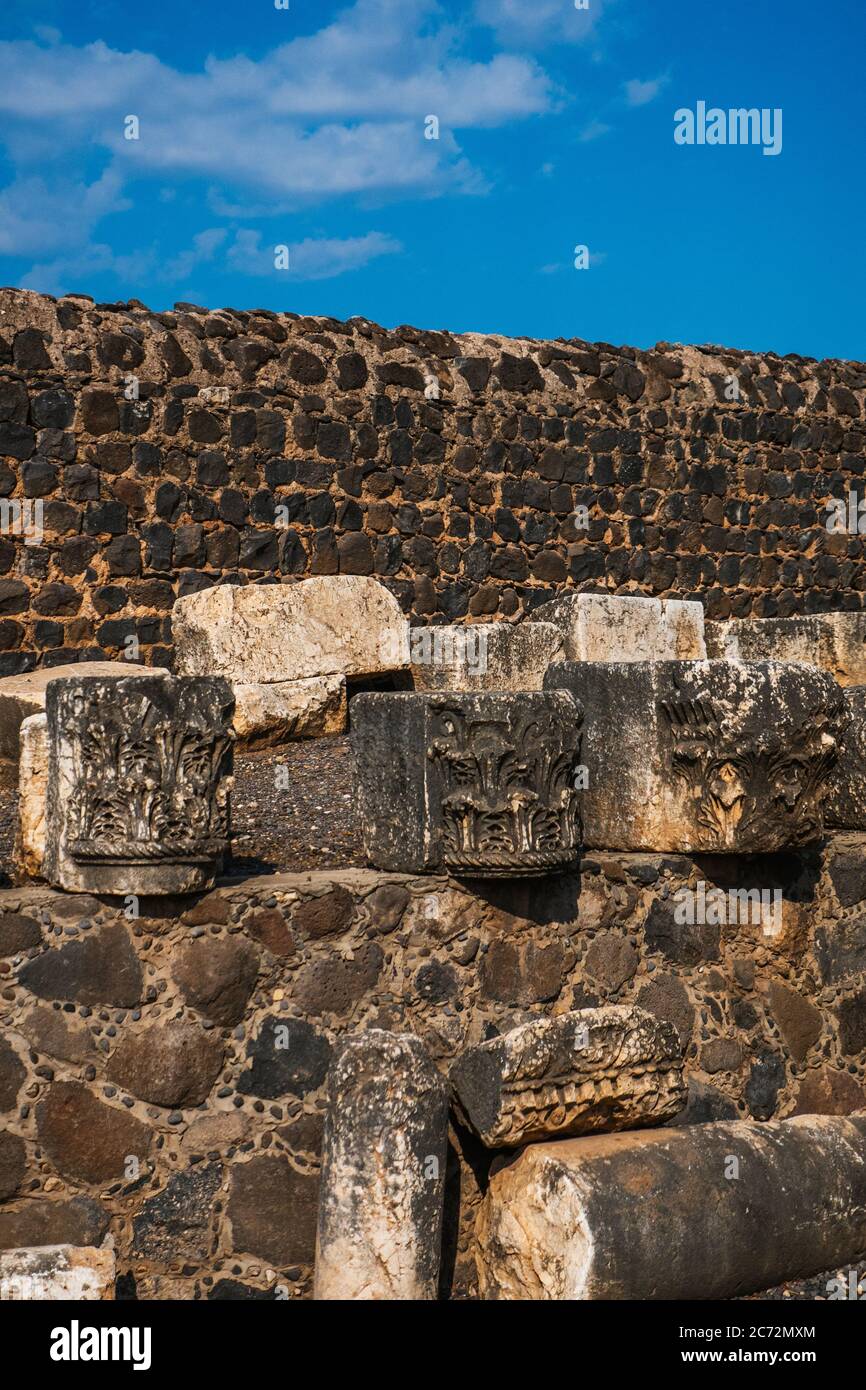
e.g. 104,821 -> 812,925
0,287 -> 864,675
2,840 -> 865,1299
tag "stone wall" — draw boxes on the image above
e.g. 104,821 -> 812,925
2,840 -> 865,1299
0,288 -> 864,675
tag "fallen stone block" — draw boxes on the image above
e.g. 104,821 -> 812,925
0,1244 -> 115,1300
450,1006 -> 685,1148
545,659 -> 842,851
476,1113 -> 866,1300
531,593 -> 705,662
0,661 -> 169,786
232,675 -> 346,746
314,1031 -> 449,1300
410,621 -> 563,692
16,712 -> 47,878
351,690 -> 582,875
706,612 -> 866,686
173,577 -> 410,683
44,675 -> 234,895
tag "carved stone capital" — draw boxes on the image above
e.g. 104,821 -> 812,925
44,675 -> 234,894
546,659 -> 843,852
351,690 -> 583,876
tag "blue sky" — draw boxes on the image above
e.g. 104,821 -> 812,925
0,0 -> 863,359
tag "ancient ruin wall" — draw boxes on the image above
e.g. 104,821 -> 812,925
0,287 -> 864,675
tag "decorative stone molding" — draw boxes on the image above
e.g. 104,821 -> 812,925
546,659 -> 842,852
450,1006 -> 685,1148
351,690 -> 582,875
44,675 -> 234,894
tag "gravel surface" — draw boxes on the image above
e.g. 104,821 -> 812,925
227,736 -> 363,875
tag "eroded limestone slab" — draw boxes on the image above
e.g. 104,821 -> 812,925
545,659 -> 842,852
450,1006 -> 685,1148
706,613 -> 866,686
232,675 -> 346,746
17,712 -> 47,878
173,577 -> 410,683
531,593 -> 706,662
410,622 -> 563,692
476,1114 -> 866,1300
0,1244 -> 115,1300
314,1031 -> 448,1300
0,661 -> 169,784
44,676 -> 234,895
351,690 -> 582,875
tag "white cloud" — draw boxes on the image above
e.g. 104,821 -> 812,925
579,118 -> 612,142
474,0 -> 610,47
226,229 -> 402,280
0,168 -> 129,257
624,74 -> 667,107
18,226 -> 402,295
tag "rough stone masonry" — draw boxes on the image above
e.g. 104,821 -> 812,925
0,287 -> 864,673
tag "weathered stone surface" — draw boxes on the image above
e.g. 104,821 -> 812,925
450,1006 -> 684,1148
236,1016 -> 332,1099
706,612 -> 866,686
410,621 -> 563,692
476,1114 -> 866,1300
18,923 -> 142,1005
16,712 -> 47,878
0,1037 -> 26,1110
0,1132 -> 26,1199
173,577 -> 410,683
766,980 -> 822,1062
36,1082 -> 152,1183
826,687 -> 866,829
292,886 -> 354,939
0,911 -> 42,955
44,675 -> 234,895
106,1019 -> 224,1107
18,1004 -> 97,1064
673,1077 -> 738,1125
182,1110 -> 251,1155
636,972 -> 695,1045
172,936 -> 259,1026
131,1164 -> 222,1261
293,942 -> 383,1017
0,661 -> 169,769
0,1244 -> 115,1301
479,936 -> 569,1005
790,1066 -> 866,1116
532,593 -> 706,662
583,932 -> 639,990
242,905 -> 295,956
0,1197 -> 109,1252
546,659 -> 842,852
232,675 -> 346,745
315,1031 -> 449,1300
228,1156 -> 319,1266
351,690 -> 582,875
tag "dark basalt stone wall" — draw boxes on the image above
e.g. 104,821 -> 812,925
0,288 -> 864,674
1,842 -> 865,1299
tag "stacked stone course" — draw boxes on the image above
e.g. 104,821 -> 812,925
0,288 -> 864,676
